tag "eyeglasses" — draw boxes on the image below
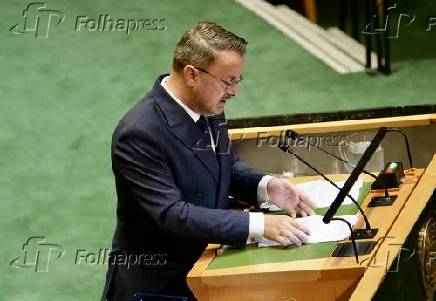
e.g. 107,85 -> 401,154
194,67 -> 243,93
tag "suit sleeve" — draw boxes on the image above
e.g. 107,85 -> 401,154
112,127 -> 249,247
228,146 -> 266,206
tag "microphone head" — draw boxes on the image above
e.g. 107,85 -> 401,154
285,129 -> 299,140
322,215 -> 331,224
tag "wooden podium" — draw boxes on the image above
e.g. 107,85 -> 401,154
187,155 -> 436,301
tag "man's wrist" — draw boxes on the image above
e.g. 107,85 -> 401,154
257,175 -> 275,203
248,212 -> 264,243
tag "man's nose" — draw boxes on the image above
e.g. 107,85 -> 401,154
226,84 -> 239,96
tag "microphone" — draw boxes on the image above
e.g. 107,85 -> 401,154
318,127 -> 390,262
278,140 -> 372,262
285,130 -> 396,207
323,127 -> 388,224
278,133 -> 378,240
386,128 -> 413,168
285,128 -> 412,168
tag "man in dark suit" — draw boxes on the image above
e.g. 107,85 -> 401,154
101,21 -> 316,301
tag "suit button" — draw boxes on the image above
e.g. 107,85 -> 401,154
196,191 -> 203,197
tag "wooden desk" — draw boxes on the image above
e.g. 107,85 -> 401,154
187,156 -> 436,300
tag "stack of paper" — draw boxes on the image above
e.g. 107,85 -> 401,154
258,214 -> 358,247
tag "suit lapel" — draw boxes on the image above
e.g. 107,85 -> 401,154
152,76 -> 220,183
171,124 -> 220,183
209,114 -> 231,208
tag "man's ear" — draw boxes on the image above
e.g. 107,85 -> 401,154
183,65 -> 197,87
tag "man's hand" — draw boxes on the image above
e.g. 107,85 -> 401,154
267,178 -> 316,218
264,214 -> 310,246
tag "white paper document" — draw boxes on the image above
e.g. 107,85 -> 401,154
258,214 -> 359,247
259,179 -> 363,211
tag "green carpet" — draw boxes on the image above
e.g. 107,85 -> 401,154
1,0 -> 434,300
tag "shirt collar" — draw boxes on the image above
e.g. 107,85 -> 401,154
160,76 -> 200,123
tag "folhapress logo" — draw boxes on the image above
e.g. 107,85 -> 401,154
362,3 -> 415,38
9,236 -> 65,272
75,15 -> 166,35
10,2 -> 65,38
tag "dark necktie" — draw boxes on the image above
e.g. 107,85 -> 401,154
196,116 -> 213,151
